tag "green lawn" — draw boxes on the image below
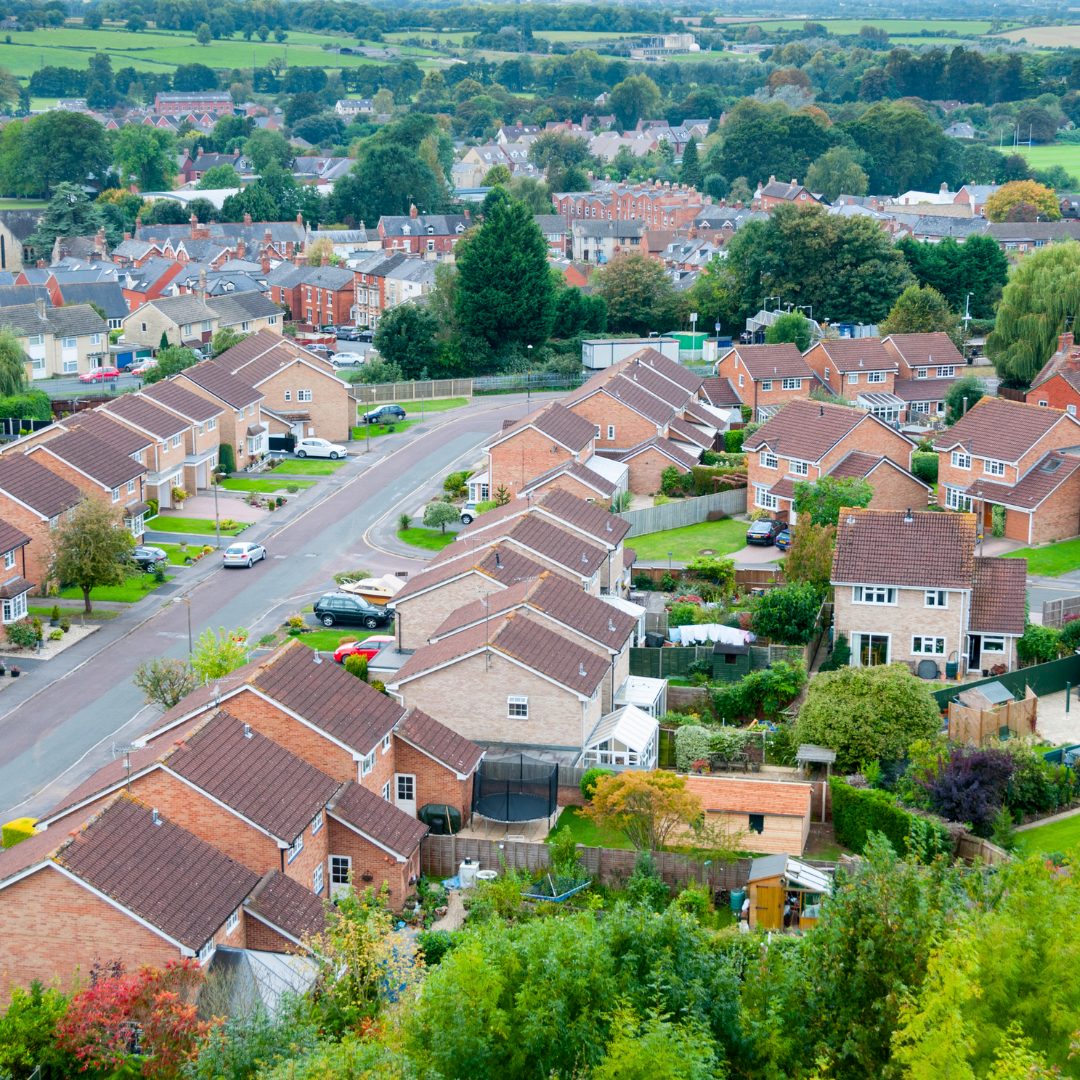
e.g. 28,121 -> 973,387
1002,538 -> 1080,577
291,628 -> 379,652
58,574 -> 174,604
397,527 -> 459,552
219,478 -> 315,494
400,398 -> 468,414
145,515 -> 247,536
273,459 -> 345,476
547,806 -> 634,850
1017,143 -> 1080,177
632,518 -> 751,562
739,16 -> 1011,32
152,542 -> 215,565
1017,812 -> 1080,855
350,419 -> 422,440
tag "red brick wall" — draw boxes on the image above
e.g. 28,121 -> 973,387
565,394 -> 658,451
622,447 -> 688,496
29,450 -> 108,501
326,819 -> 416,909
360,734 -> 395,796
392,736 -> 472,826
0,490 -> 51,591
245,915 -> 299,952
818,419 -> 913,473
1018,420 -> 1080,477
716,351 -> 750,403
746,379 -> 814,412
866,462 -> 931,511
489,428 -> 577,497
525,473 -> 606,502
255,367 -> 351,443
283,812 -> 329,894
0,867 -> 180,1006
1031,469 -> 1080,543
1026,375 -> 1080,412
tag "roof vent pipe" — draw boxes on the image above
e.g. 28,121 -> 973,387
579,663 -> 587,677
313,649 -> 322,664
243,723 -> 252,738
152,808 -> 161,826
904,507 -> 914,523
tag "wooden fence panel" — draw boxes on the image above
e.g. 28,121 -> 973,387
1043,595 -> 1080,629
616,490 -> 748,539
350,379 -> 473,404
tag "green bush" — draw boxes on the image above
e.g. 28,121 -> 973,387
146,498 -> 159,516
287,483 -> 299,494
218,442 -> 236,474
725,428 -> 745,453
626,852 -> 670,911
712,660 -> 806,721
669,602 -> 702,628
817,633 -> 851,672
675,725 -> 713,771
991,504 -> 1005,538
632,573 -> 655,590
4,618 -> 39,649
580,767 -> 615,800
417,929 -> 455,966
911,451 -> 938,485
1017,623 -> 1062,665
547,826 -> 583,876
1061,617 -> 1080,652
48,629 -> 62,641
830,778 -> 950,861
473,500 -> 497,515
752,582 -> 823,645
343,653 -> 368,681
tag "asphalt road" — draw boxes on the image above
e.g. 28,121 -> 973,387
0,392 -> 549,820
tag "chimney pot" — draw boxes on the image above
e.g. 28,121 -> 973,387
1060,331 -> 1075,353
409,204 -> 419,219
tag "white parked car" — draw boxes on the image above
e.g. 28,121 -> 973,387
332,352 -> 365,367
223,541 -> 266,568
295,437 -> 347,460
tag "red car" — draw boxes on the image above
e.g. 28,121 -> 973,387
78,366 -> 121,383
333,634 -> 394,664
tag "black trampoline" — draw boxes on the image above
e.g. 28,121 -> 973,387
472,754 -> 559,826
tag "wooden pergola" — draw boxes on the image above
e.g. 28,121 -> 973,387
796,744 -> 836,823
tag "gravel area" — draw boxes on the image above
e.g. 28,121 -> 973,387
0,623 -> 99,661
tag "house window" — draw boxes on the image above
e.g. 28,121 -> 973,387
984,459 -> 1006,476
747,813 -> 764,834
759,451 -> 778,469
268,316 -> 278,326
606,424 -> 615,440
361,749 -> 375,776
951,451 -> 971,470
207,418 -> 216,431
925,590 -> 948,608
508,695 -> 529,718
867,371 -> 886,384
63,357 -> 78,374
848,372 -> 858,384
398,774 -> 414,802
983,637 -> 1006,653
133,450 -> 143,464
382,733 -> 391,753
62,336 -> 76,349
916,367 -> 927,378
312,810 -> 323,834
427,239 -> 435,251
330,855 -> 351,893
853,585 -> 896,604
761,379 -> 772,391
738,374 -> 744,387
298,390 -> 312,402
1039,400 -> 1049,407
200,320 -> 210,332
781,377 -> 802,390
945,486 -> 972,511
140,323 -> 147,332
382,780 -> 391,801
127,479 -> 135,495
197,940 -> 215,964
1,591 -> 26,623
938,366 -> 955,378
284,390 -> 291,401
313,862 -> 324,894
171,434 -> 181,449
790,460 -> 808,477
912,636 -> 946,654
226,908 -> 239,934
111,487 -> 120,502
241,321 -> 249,332
181,324 -> 192,337
754,484 -> 779,511
824,367 -> 830,380
3,550 -> 13,570
1070,405 -> 1078,417
286,833 -> 304,862
90,333 -> 102,346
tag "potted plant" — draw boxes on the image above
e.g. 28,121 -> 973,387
49,604 -> 60,627
60,618 -> 70,633
11,665 -> 21,678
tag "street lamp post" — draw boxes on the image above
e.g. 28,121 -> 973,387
174,597 -> 192,659
527,344 -> 532,411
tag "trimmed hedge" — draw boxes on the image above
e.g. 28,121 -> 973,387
675,725 -> 713,771
830,778 -> 950,860
911,452 -> 938,485
2,817 -> 36,848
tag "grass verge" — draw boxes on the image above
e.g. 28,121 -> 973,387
29,606 -> 120,621
58,574 -> 175,604
350,419 -> 422,440
631,518 -> 750,562
219,478 -> 316,494
145,516 -> 247,536
290,628 -> 379,653
273,459 -> 346,475
397,527 -> 459,552
1002,538 -> 1080,577
400,397 -> 468,413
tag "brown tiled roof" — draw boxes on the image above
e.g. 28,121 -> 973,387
392,610 -> 607,696
616,362 -> 688,409
328,781 -> 428,857
140,379 -> 225,423
219,344 -> 309,387
970,557 -> 1027,635
211,329 -> 283,370
618,436 -> 698,470
892,377 -> 958,403
391,543 -> 542,603
56,794 -> 259,950
30,429 -> 145,489
623,546 -> 636,567
0,519 -> 29,555
826,450 -> 885,479
964,450 -> 1080,510
634,347 -> 703,394
251,639 -> 404,756
64,410 -> 153,456
521,458 -> 615,497
40,741 -> 166,821
244,869 -> 329,941
462,488 -> 631,548
0,574 -> 32,599
700,376 -> 743,406
682,775 -> 811,816
730,343 -> 813,381
668,416 -> 712,448
0,451 -> 82,518
882,332 -> 963,369
165,711 -> 340,844
768,476 -> 797,500
683,400 -> 722,428
831,507 -> 976,589
936,397 -> 1076,463
178,361 -> 262,409
744,398 -> 871,462
395,708 -> 483,775
101,394 -> 187,440
607,377 -> 674,425
813,337 -> 897,372
491,401 -> 597,453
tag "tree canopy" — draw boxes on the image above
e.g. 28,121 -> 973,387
792,474 -> 874,527
879,284 -> 961,343
593,252 -> 680,337
45,497 -> 135,612
985,179 -> 1061,222
764,310 -> 811,351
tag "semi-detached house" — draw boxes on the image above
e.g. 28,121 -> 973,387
0,299 -> 108,379
174,361 -> 266,469
136,379 -> 226,495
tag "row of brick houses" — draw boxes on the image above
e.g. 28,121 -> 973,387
0,639 -> 486,1003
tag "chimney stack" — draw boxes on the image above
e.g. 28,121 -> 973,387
34,297 -> 45,318
1060,331 -> 1075,353
321,252 -> 329,266
197,267 -> 206,305
244,212 -> 252,226
236,239 -> 245,259
409,203 -> 418,219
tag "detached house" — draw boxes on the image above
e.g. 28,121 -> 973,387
882,332 -> 965,421
802,338 -> 902,421
744,399 -> 926,524
715,343 -> 818,419
831,507 -> 1027,675
935,397 -> 1080,543
174,361 -> 266,469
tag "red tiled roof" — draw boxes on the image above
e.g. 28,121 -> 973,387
768,476 -> 797,500
521,458 -> 615,497
882,332 -> 963,369
490,401 -> 597,453
682,775 -> 812,816
668,416 -> 712,448
938,397 -> 1078,463
617,436 -> 698,470
395,708 -> 483,776
64,410 -> 153,456
462,488 -> 631,549
892,377 -> 958,403
101,393 -> 188,439
812,337 -> 897,372
328,781 -> 428,857
970,556 -> 1026,636
244,869 -> 330,942
826,450 -> 885,479
0,518 -> 29,555
40,740 -> 166,821
140,379 -> 226,422
963,450 -> 1080,511
744,398 -> 872,462
0,451 -> 83,518
29,428 -> 145,490
178,361 -> 262,409
832,507 -> 976,589
729,343 -> 812,381
700,376 -> 742,406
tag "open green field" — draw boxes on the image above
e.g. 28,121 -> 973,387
1002,537 -> 1080,577
731,18 -> 1014,34
1018,144 -> 1080,176
632,518 -> 749,562
1018,812 -> 1080,854
0,199 -> 46,209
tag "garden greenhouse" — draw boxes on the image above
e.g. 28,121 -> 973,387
581,705 -> 659,770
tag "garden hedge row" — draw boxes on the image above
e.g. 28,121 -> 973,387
830,778 -> 951,860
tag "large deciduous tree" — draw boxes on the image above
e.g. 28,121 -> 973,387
841,102 -> 946,195
718,108 -> 832,191
327,145 -> 445,228
454,198 -> 555,350
608,75 -> 661,129
805,145 -> 869,202
793,474 -> 874,526
373,304 -> 440,380
984,179 -> 1061,222
896,234 -> 1008,319
879,284 -> 961,343
112,125 -> 178,192
45,497 -> 135,612
764,310 -> 811,351
22,111 -> 111,197
593,252 -> 680,336
132,657 -> 199,712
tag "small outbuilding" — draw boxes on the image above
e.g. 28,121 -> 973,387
746,854 -> 832,931
711,640 -> 751,683
613,675 -> 668,718
681,775 -> 813,855
581,705 -> 659,770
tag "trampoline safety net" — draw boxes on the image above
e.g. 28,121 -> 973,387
472,754 -> 559,823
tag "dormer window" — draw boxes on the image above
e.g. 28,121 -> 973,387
402,224 -> 411,235
456,224 -> 465,233
427,225 -> 434,234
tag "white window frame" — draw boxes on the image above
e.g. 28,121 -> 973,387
286,832 -> 304,863
197,940 -> 215,964
848,372 -> 858,384
951,451 -> 971,470
508,695 -> 529,718
916,367 -> 927,378
781,377 -> 802,390
759,450 -> 778,469
982,637 -> 1006,653
790,459 -> 808,477
382,733 -> 391,753
361,749 -> 375,776
945,486 -> 972,511
824,367 -> 830,380
867,371 -> 886,384
312,809 -> 323,834
925,590 -> 948,608
207,417 -> 216,430
738,373 -> 744,387
330,855 -> 351,896
284,390 -> 291,401
28,333 -> 44,346
226,908 -> 239,934
201,320 -> 212,332
761,379 -> 772,391
313,862 -> 324,894
2,591 -> 26,623
171,433 -> 182,449
111,487 -> 120,502
127,479 -> 135,495
754,484 -> 779,511
983,459 -> 1006,477
62,357 -> 78,374
852,585 -> 897,605
3,550 -> 14,570
937,366 -> 955,378
606,424 -> 614,440
397,773 -> 415,802
298,389 -> 312,402
382,779 -> 391,801
912,635 -> 946,655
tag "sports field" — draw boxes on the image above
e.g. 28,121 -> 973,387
1018,144 -> 1080,176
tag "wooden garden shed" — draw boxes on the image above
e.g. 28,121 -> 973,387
747,854 -> 832,931
711,640 -> 751,683
681,775 -> 813,855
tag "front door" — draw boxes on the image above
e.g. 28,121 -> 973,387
969,635 -> 982,670
395,773 -> 417,817
983,502 -> 993,530
858,634 -> 890,667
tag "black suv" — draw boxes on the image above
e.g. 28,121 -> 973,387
313,591 -> 395,629
361,404 -> 407,425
